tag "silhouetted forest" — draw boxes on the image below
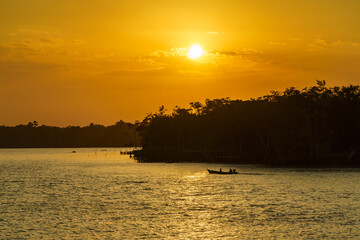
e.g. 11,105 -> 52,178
135,81 -> 360,165
0,120 -> 140,147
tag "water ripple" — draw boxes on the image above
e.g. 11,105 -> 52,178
1,148 -> 360,239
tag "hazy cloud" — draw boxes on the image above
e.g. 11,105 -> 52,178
122,46 -> 267,79
310,38 -> 360,49
39,38 -> 64,45
288,37 -> 300,41
0,60 -> 65,73
69,39 -> 85,45
209,50 -> 239,56
18,28 -> 49,35
0,43 -> 43,61
269,41 -> 287,46
208,48 -> 259,58
141,48 -> 187,59
143,48 -> 260,61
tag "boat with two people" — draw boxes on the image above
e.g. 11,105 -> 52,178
207,168 -> 238,174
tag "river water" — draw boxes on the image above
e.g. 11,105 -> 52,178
1,148 -> 360,239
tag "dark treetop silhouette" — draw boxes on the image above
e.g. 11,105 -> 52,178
134,81 -> 360,165
0,120 -> 140,148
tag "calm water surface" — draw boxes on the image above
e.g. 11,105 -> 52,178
1,148 -> 360,239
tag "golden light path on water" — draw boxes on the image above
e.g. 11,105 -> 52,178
1,148 -> 360,239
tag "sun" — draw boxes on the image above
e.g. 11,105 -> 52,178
187,44 -> 203,60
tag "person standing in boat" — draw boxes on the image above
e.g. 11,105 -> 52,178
220,168 -> 222,172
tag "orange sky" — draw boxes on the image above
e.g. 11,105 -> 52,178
1,0 -> 360,126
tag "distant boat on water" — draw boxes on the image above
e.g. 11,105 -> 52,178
207,169 -> 238,174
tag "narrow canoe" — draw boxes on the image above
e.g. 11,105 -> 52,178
207,169 -> 238,174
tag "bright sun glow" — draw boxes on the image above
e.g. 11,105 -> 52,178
187,44 -> 203,59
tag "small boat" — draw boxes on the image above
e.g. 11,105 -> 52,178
207,169 -> 238,174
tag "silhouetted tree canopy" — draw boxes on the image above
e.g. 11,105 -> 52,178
135,81 -> 360,165
0,120 -> 140,147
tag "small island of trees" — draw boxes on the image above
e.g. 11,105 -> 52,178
134,81 -> 360,166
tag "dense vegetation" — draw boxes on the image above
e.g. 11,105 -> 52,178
135,81 -> 360,165
0,120 -> 140,147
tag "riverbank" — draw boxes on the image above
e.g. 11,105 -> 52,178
132,149 -> 360,167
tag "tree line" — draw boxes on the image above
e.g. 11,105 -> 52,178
0,120 -> 140,148
135,81 -> 360,165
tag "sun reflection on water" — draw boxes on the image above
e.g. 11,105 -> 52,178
184,172 -> 207,180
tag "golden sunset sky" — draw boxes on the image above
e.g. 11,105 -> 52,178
1,0 -> 359,126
